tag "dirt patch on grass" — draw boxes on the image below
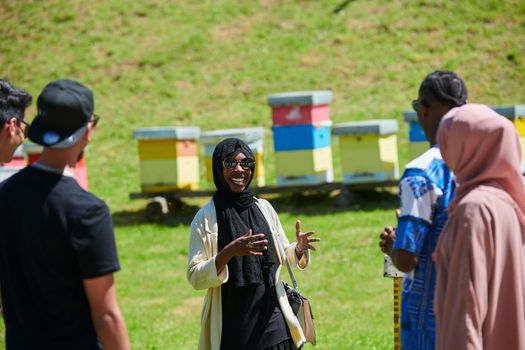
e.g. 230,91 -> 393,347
211,12 -> 267,44
172,297 -> 203,316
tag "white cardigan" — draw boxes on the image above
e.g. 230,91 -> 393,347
187,198 -> 309,350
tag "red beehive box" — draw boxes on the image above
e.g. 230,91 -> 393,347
24,142 -> 89,190
267,90 -> 333,126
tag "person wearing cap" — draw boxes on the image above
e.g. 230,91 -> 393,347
0,79 -> 32,163
378,70 -> 468,350
0,79 -> 130,349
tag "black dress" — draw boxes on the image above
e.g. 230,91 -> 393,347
211,138 -> 297,350
220,263 -> 296,350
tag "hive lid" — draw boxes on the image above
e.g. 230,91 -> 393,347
332,119 -> 398,135
267,90 -> 333,107
490,105 -> 525,119
403,111 -> 418,123
133,126 -> 201,140
200,127 -> 265,144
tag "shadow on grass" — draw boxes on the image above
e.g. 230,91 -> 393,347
112,189 -> 399,226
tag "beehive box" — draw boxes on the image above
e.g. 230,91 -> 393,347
403,111 -> 429,160
133,127 -> 200,193
272,121 -> 332,151
24,141 -> 89,190
333,119 -> 399,184
267,90 -> 332,126
0,145 -> 25,182
492,105 -> 525,172
274,146 -> 333,186
200,127 -> 265,187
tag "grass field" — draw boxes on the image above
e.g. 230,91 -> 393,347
1,0 -> 525,349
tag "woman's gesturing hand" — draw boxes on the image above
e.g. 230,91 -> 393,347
227,229 -> 268,257
295,220 -> 320,258
216,229 -> 268,275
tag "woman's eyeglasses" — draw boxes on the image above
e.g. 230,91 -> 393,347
222,158 -> 256,170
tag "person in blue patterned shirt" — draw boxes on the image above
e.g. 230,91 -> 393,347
379,70 -> 468,349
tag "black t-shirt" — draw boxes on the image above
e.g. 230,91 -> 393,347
0,166 -> 121,350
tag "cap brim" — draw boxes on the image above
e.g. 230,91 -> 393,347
28,115 -> 87,149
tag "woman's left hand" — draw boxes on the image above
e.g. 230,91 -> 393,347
295,220 -> 320,258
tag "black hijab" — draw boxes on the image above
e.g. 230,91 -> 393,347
212,138 -> 275,287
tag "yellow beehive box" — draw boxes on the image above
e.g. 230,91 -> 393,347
133,127 -> 200,193
138,157 -> 199,192
276,170 -> 334,187
274,146 -> 333,186
333,120 -> 399,184
274,147 -> 332,177
491,105 -> 525,172
201,128 -> 265,187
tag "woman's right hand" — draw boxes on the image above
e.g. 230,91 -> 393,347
215,229 -> 268,275
224,229 -> 268,257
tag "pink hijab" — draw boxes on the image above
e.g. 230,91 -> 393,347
437,103 -> 525,227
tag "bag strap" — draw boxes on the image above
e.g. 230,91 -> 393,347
284,253 -> 300,291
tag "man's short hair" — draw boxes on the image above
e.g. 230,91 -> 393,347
0,79 -> 32,127
419,70 -> 468,107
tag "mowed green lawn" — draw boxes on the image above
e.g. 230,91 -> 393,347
1,0 -> 524,349
111,192 -> 399,349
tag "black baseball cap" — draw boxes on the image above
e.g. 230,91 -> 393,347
28,79 -> 94,149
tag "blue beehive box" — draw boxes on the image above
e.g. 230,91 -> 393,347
272,121 -> 332,151
403,111 -> 429,159
409,121 -> 426,142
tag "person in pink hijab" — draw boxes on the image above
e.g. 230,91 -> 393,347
434,103 -> 525,350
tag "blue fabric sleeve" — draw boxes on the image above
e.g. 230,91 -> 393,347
393,216 -> 432,255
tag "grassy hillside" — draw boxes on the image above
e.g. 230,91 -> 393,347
2,0 -> 524,209
1,0 -> 525,349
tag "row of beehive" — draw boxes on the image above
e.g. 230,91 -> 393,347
132,127 -> 267,193
132,123 -> 400,193
133,102 -> 525,193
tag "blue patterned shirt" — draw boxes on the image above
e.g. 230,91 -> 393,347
393,146 -> 455,350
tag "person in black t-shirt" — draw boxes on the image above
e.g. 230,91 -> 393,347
0,79 -> 130,350
0,79 -> 32,314
0,79 -> 32,163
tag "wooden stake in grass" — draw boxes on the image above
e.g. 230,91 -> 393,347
384,255 -> 405,350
